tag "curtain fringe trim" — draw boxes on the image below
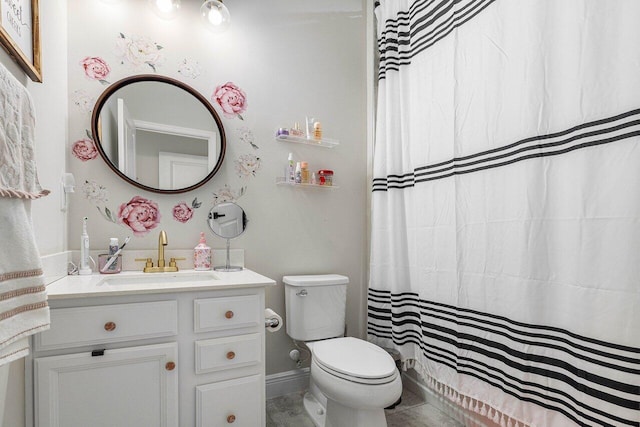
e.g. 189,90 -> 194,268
405,359 -> 530,427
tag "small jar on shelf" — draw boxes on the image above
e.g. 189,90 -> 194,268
318,170 -> 334,186
290,122 -> 304,137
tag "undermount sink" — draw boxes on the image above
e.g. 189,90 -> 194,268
98,272 -> 219,287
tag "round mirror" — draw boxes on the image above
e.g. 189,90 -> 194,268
91,75 -> 226,194
207,202 -> 247,272
207,202 -> 247,239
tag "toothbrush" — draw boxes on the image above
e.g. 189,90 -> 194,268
78,217 -> 92,275
100,236 -> 131,272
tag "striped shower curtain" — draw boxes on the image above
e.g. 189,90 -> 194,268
367,1 -> 640,426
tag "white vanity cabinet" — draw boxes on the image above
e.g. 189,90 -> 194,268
33,300 -> 179,427
35,342 -> 179,427
193,294 -> 264,427
29,271 -> 274,427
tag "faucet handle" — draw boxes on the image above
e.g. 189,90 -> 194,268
169,257 -> 186,270
135,258 -> 154,269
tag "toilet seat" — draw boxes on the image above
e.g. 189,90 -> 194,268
310,337 -> 398,385
313,358 -> 399,385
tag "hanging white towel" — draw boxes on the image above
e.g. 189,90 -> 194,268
0,61 -> 50,366
0,198 -> 49,365
0,60 -> 49,199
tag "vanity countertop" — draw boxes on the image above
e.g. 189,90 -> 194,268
45,269 -> 276,300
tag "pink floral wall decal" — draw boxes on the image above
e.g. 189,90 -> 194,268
213,185 -> 246,204
212,82 -> 247,120
115,33 -> 164,72
72,136 -> 99,161
82,180 -> 108,204
172,198 -> 202,223
80,56 -> 111,85
177,58 -> 202,79
81,180 -> 119,224
238,126 -> 258,149
98,205 -> 119,223
235,154 -> 261,178
172,202 -> 193,223
118,196 -> 161,236
72,89 -> 95,114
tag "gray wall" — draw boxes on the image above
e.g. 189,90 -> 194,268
66,0 -> 369,376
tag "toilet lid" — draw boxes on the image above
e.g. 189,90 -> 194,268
312,337 -> 397,380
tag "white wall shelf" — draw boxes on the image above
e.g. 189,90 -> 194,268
275,134 -> 339,148
275,177 -> 338,189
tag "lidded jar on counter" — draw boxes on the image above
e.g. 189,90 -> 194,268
194,232 -> 211,270
318,170 -> 334,186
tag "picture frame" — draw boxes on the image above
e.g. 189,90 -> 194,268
0,0 -> 41,82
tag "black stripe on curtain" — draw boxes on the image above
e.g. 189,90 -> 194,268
376,0 -> 497,80
367,288 -> 640,427
372,108 -> 640,192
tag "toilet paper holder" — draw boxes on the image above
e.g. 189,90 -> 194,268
265,317 -> 280,328
264,308 -> 282,332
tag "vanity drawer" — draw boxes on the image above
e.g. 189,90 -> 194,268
196,374 -> 262,427
195,333 -> 261,374
35,301 -> 178,351
194,295 -> 260,333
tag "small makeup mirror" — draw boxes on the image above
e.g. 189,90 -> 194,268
207,202 -> 248,272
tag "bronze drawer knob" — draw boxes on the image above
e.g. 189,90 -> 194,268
225,310 -> 234,319
226,351 -> 235,360
165,361 -> 176,371
104,321 -> 116,331
227,414 -> 236,423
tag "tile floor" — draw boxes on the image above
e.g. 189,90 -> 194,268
266,386 -> 486,427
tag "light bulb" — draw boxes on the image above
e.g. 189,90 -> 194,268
200,0 -> 231,33
207,9 -> 223,26
148,0 -> 180,20
156,0 -> 174,13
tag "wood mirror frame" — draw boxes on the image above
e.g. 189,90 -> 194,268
91,74 -> 226,194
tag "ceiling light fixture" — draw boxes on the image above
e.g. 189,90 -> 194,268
149,0 -> 181,20
200,0 -> 231,34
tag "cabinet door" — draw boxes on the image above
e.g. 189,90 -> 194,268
35,342 -> 178,427
196,374 -> 263,427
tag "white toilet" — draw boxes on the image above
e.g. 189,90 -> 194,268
284,274 -> 402,427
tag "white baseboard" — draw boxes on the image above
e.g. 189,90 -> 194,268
266,368 -> 310,399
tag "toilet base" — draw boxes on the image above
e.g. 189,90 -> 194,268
303,390 -> 388,427
303,391 -> 326,427
325,399 -> 387,427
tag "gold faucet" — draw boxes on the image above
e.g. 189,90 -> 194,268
135,230 -> 185,273
158,230 -> 168,268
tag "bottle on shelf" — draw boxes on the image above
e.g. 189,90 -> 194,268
294,162 -> 302,184
301,162 -> 310,184
290,122 -> 304,137
305,116 -> 316,139
313,122 -> 322,140
286,153 -> 295,183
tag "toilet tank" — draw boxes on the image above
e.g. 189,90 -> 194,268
284,274 -> 349,341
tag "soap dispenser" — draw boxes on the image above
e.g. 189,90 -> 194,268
194,232 -> 211,271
